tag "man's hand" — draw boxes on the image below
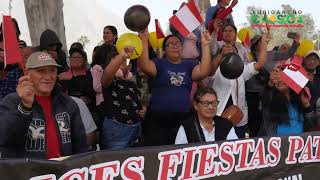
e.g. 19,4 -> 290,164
16,75 -> 35,108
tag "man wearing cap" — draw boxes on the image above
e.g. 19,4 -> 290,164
304,50 -> 320,118
0,52 -> 88,159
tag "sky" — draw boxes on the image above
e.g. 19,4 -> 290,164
98,0 -> 320,32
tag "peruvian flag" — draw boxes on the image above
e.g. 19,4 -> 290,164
279,56 -> 309,94
243,31 -> 251,47
155,19 -> 165,39
169,0 -> 203,37
2,15 -> 23,68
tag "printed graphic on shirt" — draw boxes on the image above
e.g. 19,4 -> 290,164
26,118 -> 45,152
168,71 -> 186,86
56,112 -> 71,144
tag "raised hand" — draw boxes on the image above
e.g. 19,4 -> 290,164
220,44 -> 235,56
120,46 -> 136,59
213,19 -> 223,32
16,75 -> 35,108
300,90 -> 311,108
138,28 -> 149,42
201,30 -> 212,47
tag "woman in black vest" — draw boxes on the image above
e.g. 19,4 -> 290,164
175,87 -> 238,144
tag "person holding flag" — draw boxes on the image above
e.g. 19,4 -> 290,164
245,33 -> 300,137
259,65 -> 312,136
205,0 -> 238,40
0,16 -> 25,99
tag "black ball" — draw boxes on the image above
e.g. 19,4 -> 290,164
220,53 -> 244,79
124,5 -> 150,32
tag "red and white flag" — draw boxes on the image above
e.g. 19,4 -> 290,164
2,15 -> 23,68
169,0 -> 203,37
155,19 -> 165,39
279,56 -> 309,94
243,31 -> 251,47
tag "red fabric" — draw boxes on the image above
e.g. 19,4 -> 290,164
215,7 -> 233,20
155,19 -> 165,39
169,15 -> 191,37
208,7 -> 233,41
243,31 -> 251,47
2,16 -> 23,67
35,96 -> 61,159
186,0 -> 203,23
279,56 -> 309,94
169,0 -> 203,38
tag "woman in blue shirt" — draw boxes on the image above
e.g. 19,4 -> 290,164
259,66 -> 312,136
138,29 -> 212,146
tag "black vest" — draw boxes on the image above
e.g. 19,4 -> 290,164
181,114 -> 234,143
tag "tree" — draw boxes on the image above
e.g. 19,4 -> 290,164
24,0 -> 67,51
246,4 -> 316,49
77,35 -> 90,48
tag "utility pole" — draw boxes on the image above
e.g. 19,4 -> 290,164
9,0 -> 13,16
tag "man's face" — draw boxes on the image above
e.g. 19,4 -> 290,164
28,66 -> 57,96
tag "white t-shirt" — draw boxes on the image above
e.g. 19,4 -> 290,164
71,96 -> 97,134
175,121 -> 238,144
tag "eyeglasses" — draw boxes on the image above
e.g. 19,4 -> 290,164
198,100 -> 219,107
166,43 -> 182,49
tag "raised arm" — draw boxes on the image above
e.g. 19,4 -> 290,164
209,44 -> 234,76
101,46 -> 134,87
138,29 -> 157,78
253,34 -> 269,71
192,30 -> 212,81
271,33 -> 300,61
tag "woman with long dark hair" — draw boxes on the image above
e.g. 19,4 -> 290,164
103,25 -> 118,45
259,66 -> 312,136
245,33 -> 300,137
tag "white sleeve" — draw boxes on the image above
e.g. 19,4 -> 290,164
71,97 -> 97,134
226,127 -> 238,140
175,126 -> 189,145
243,62 -> 259,82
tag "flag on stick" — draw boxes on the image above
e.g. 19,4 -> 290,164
169,0 -> 203,37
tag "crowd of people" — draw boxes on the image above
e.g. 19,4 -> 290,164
0,0 -> 319,159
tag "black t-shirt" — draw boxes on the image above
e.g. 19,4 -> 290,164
59,72 -> 95,105
103,77 -> 142,124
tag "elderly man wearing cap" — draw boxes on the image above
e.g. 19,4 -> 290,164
0,52 -> 88,159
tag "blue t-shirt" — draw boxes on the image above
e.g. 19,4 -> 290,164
276,104 -> 304,136
149,58 -> 197,112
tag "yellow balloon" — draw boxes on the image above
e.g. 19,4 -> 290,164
237,28 -> 254,42
296,39 -> 315,57
149,32 -> 164,49
116,33 -> 142,59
